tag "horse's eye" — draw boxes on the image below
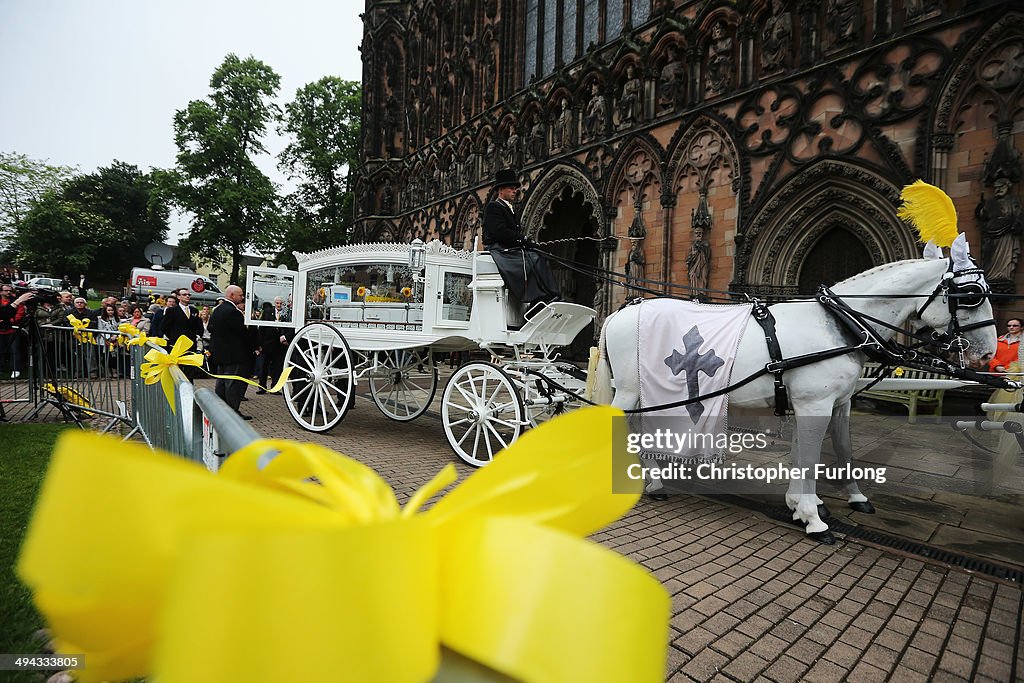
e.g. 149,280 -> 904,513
954,284 -> 986,308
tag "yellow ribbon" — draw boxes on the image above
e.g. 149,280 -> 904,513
138,336 -> 290,413
17,407 -> 667,683
66,314 -> 94,345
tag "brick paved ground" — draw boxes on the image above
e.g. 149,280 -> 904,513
226,383 -> 1022,683
8,376 -> 1023,682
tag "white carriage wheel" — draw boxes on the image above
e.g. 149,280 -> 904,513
368,348 -> 438,422
283,322 -> 355,433
441,361 -> 525,467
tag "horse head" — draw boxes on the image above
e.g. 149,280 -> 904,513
915,234 -> 996,367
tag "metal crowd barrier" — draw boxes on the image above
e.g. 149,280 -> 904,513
21,325 -> 135,432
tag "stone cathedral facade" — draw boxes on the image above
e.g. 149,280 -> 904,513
353,0 -> 1024,337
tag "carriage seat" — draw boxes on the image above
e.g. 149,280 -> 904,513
475,252 -> 526,328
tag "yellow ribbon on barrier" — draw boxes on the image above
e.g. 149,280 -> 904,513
139,336 -> 205,413
17,407 -> 669,683
137,336 -> 290,413
118,322 -> 166,348
66,314 -> 94,345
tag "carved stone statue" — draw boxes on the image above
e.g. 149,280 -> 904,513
761,0 -> 793,72
482,136 -> 497,177
825,0 -> 861,49
381,93 -> 400,157
658,44 -> 686,112
527,115 -> 546,162
583,81 -> 607,141
380,177 -> 394,213
978,178 -> 1024,290
553,98 -> 573,150
617,64 -> 643,127
705,21 -> 734,96
502,123 -> 521,168
686,223 -> 711,293
482,35 -> 498,107
458,38 -> 474,118
906,0 -> 940,20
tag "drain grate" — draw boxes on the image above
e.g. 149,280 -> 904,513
711,494 -> 1024,585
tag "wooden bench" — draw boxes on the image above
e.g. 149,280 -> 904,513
857,363 -> 946,424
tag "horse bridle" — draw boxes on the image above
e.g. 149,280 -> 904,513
915,261 -> 996,365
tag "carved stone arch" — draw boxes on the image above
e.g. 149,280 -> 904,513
667,115 -> 740,196
734,161 -> 915,292
519,163 -> 606,240
933,12 -> 1024,136
398,216 -> 414,242
694,4 -> 741,34
454,192 -> 483,250
604,135 -> 665,207
371,219 -> 398,243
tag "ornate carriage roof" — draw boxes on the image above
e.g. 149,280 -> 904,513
294,239 -> 472,266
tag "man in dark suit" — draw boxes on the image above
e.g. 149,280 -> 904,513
162,288 -> 202,347
482,169 -> 560,314
208,284 -> 256,418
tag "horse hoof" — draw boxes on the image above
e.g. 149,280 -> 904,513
808,530 -> 836,545
817,503 -> 831,521
849,501 -> 875,514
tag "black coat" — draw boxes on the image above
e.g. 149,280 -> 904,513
208,301 -> 255,369
161,305 -> 202,346
482,199 -> 526,249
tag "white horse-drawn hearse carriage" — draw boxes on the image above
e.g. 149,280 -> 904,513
246,239 -> 595,466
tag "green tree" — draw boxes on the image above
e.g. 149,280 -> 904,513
167,54 -> 283,282
277,77 -> 361,265
0,152 -> 75,245
14,191 -> 110,276
60,161 -> 170,283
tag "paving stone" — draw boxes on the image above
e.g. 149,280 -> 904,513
761,654 -> 810,683
721,651 -> 770,681
900,647 -> 939,675
679,648 -> 729,683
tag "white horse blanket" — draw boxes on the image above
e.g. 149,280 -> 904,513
635,298 -> 752,462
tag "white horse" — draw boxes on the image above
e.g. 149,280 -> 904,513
593,235 -> 997,542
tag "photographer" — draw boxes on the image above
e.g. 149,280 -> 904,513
0,287 -> 34,378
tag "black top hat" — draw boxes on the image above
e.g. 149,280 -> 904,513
494,169 -> 519,189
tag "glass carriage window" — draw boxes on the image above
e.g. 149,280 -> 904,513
542,0 -> 557,75
631,0 -> 649,26
561,0 -> 578,64
524,0 -> 538,83
441,272 -> 473,322
606,0 -> 624,39
305,263 -> 422,329
582,0 -> 598,49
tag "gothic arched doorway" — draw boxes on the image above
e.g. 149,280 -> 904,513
797,226 -> 873,294
540,185 -> 599,359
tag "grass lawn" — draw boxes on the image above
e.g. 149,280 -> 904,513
0,423 -> 68,681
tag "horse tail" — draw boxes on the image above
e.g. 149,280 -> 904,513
590,313 -> 615,405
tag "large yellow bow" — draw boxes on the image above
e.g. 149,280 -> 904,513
18,407 -> 666,683
139,336 -> 205,413
66,314 -> 94,345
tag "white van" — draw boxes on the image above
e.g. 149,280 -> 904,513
128,268 -> 223,305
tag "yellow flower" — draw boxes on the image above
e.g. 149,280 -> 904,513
356,286 -> 367,297
401,286 -> 412,298
17,408 -> 668,683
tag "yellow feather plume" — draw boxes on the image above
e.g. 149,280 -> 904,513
896,180 -> 958,248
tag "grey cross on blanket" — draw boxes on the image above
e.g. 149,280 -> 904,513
664,325 -> 725,419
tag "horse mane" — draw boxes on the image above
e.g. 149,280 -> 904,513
832,257 -> 935,289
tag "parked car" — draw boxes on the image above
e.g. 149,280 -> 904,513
27,277 -> 64,291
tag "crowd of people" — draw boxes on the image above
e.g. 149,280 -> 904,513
0,282 -> 288,420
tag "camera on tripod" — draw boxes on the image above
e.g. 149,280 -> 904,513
12,286 -> 60,307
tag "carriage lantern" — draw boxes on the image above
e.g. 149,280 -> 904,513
408,238 -> 426,272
